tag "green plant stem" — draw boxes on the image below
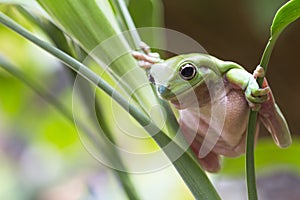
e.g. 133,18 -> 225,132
0,56 -> 73,121
0,56 -> 140,200
257,35 -> 278,86
245,111 -> 258,200
110,0 -> 142,49
93,100 -> 140,200
12,8 -> 141,198
0,12 -> 220,199
0,13 -> 130,124
246,34 -> 279,200
111,0 -> 190,149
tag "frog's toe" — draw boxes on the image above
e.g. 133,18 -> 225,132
245,86 -> 270,109
246,92 -> 269,104
137,60 -> 152,69
140,41 -> 151,54
132,51 -> 160,69
245,77 -> 270,107
132,52 -> 149,69
132,51 -> 143,60
140,41 -> 162,60
148,52 -> 161,59
132,49 -> 162,66
251,87 -> 270,97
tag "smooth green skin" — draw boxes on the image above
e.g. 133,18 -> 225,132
150,53 -> 266,104
134,51 -> 291,172
149,53 -> 291,154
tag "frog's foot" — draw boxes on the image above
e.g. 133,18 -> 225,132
132,51 -> 161,69
132,42 -> 162,69
245,67 -> 270,111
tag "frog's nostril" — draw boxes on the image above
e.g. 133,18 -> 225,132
157,85 -> 172,99
158,85 -> 168,95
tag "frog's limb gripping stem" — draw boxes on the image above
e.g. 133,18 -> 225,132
225,67 -> 270,111
132,42 -> 163,69
140,41 -> 151,54
246,66 -> 270,111
132,51 -> 160,69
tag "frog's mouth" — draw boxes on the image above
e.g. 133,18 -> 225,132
156,85 -> 174,100
156,79 -> 206,109
157,79 -> 205,100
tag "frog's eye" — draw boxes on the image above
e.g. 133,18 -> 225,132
179,63 -> 197,80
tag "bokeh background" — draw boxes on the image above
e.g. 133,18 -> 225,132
0,0 -> 299,199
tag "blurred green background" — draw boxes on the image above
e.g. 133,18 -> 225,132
0,0 -> 299,199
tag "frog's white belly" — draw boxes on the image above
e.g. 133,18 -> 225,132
178,89 -> 253,157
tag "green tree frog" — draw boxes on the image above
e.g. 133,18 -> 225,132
133,48 -> 292,172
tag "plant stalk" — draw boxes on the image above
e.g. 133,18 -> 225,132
246,34 -> 279,200
0,12 -> 220,199
110,0 -> 141,49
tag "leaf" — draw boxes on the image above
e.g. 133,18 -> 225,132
0,12 -> 221,200
37,0 -> 160,115
271,0 -> 300,37
246,1 -> 300,199
0,51 -> 141,200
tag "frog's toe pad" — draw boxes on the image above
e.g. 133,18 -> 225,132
246,86 -> 270,106
247,93 -> 269,104
140,41 -> 151,54
252,87 -> 270,97
137,60 -> 152,69
132,50 -> 161,67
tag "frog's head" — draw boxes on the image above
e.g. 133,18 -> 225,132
149,53 -> 220,103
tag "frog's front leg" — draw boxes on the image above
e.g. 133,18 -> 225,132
225,66 -> 270,110
226,66 -> 292,148
132,42 -> 162,69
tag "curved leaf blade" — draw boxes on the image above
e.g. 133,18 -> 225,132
247,1 -> 300,199
271,0 -> 300,37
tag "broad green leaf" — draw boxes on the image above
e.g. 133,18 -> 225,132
16,6 -> 74,56
36,0 -> 159,115
260,0 -> 300,71
0,54 -> 141,199
0,1 -> 222,199
0,12 -> 221,200
271,0 -> 300,37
